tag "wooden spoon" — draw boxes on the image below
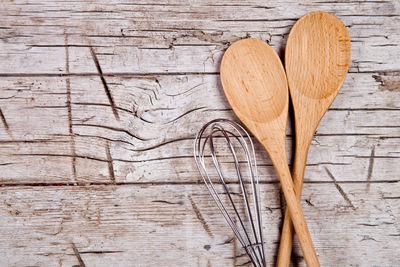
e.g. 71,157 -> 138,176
220,38 -> 319,266
277,11 -> 351,266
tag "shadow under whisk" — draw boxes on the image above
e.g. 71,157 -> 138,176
194,119 -> 267,267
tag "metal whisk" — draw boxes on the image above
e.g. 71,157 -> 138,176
194,119 -> 266,267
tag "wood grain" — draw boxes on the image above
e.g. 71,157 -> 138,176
0,183 -> 399,266
1,0 -> 400,266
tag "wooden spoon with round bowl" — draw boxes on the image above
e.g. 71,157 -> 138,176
220,38 -> 319,266
277,11 -> 351,267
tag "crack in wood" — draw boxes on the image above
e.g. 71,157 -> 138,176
79,250 -> 124,254
357,223 -> 379,227
29,44 -> 108,48
191,30 -> 247,47
73,123 -> 152,142
165,83 -> 205,97
350,155 -> 400,159
360,235 -> 379,242
381,196 -> 400,199
360,125 -> 400,128
152,200 -> 184,205
0,180 -> 398,188
228,252 -> 247,259
8,152 -> 199,164
89,46 -> 120,120
324,167 -> 356,210
72,102 -> 132,115
127,136 -> 192,152
71,242 -> 86,267
319,0 -> 389,3
163,106 -> 206,124
74,102 -> 154,124
0,163 -> 14,166
0,107 -> 11,135
31,105 -> 68,109
217,237 -> 234,245
135,85 -> 159,100
188,196 -> 214,238
105,141 -> 116,184
217,18 -> 297,22
0,72 -> 220,77
65,32 -> 78,185
329,108 -> 400,111
11,153 -> 108,162
71,133 -> 135,147
366,146 -> 375,192
0,107 -> 9,130
235,259 -> 252,266
305,199 -> 314,207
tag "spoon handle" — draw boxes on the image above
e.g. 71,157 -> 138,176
271,151 -> 319,267
277,140 -> 312,267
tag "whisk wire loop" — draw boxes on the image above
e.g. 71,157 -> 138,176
194,119 -> 266,267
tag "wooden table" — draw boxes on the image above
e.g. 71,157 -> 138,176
1,1 -> 399,266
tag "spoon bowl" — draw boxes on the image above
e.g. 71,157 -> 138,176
221,39 -> 287,123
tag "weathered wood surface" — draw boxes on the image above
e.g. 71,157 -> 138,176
0,0 -> 399,266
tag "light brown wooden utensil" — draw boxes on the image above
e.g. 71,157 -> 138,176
277,11 -> 351,267
220,38 -> 319,266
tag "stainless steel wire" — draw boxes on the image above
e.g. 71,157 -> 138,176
194,119 -> 266,267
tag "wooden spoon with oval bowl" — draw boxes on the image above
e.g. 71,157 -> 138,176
220,38 -> 319,266
277,11 -> 351,266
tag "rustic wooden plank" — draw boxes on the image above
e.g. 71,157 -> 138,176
1,74 -> 399,140
1,75 -> 399,184
2,121 -> 399,184
0,1 -> 399,74
0,183 -> 398,266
